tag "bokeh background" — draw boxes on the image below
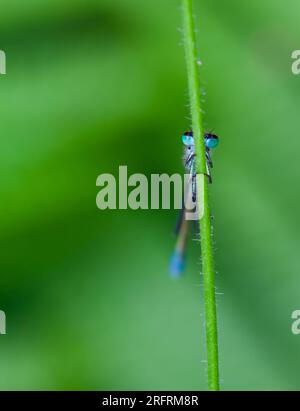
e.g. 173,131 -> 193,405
1,0 -> 300,390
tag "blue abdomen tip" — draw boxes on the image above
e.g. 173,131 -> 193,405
169,251 -> 185,278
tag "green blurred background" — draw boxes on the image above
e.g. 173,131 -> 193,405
1,0 -> 300,390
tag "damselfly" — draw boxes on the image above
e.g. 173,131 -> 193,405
169,131 -> 219,277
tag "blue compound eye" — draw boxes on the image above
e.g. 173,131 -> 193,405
182,135 -> 194,146
205,136 -> 219,149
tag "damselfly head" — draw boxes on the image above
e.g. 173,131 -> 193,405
204,133 -> 219,149
182,131 -> 194,147
182,130 -> 219,149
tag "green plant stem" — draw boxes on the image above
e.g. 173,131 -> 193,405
181,0 -> 220,391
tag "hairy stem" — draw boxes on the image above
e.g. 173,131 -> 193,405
181,0 -> 220,391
